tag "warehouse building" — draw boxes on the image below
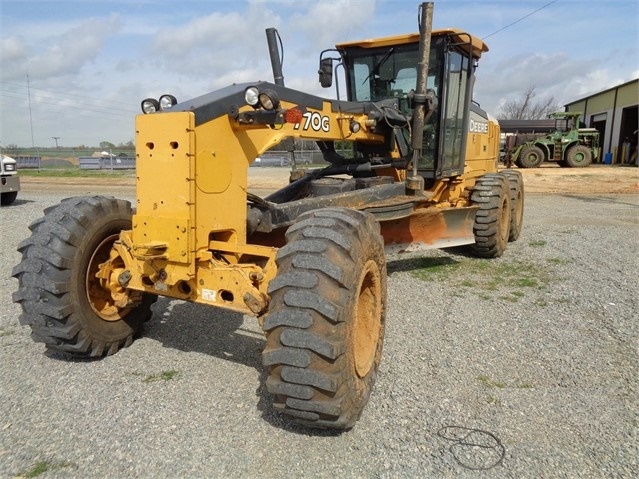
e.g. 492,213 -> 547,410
564,78 -> 638,165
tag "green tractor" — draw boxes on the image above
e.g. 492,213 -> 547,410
506,111 -> 600,168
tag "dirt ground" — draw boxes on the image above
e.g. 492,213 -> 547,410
19,164 -> 639,195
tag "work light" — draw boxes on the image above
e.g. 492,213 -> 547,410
258,90 -> 280,110
244,86 -> 260,107
141,98 -> 160,114
159,94 -> 178,110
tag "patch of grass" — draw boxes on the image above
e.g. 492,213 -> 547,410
20,461 -> 75,478
486,395 -> 501,406
517,383 -> 533,389
135,369 -> 181,383
533,299 -> 548,307
547,257 -> 571,265
410,256 -> 459,279
529,240 -> 547,247
410,254 -> 555,303
516,277 -> 538,288
0,327 -> 14,337
499,294 -> 519,303
477,375 -> 506,389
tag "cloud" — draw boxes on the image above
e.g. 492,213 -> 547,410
1,15 -> 122,82
0,36 -> 29,63
151,4 -> 282,77
475,52 -> 593,114
290,0 -> 377,46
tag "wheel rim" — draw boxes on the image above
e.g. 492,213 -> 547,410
86,233 -> 129,321
352,260 -> 382,378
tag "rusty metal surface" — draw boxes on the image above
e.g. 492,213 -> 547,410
381,205 -> 477,253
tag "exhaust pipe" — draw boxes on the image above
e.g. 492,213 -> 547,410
265,28 -> 285,87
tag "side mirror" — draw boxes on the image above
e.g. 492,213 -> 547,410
318,58 -> 333,88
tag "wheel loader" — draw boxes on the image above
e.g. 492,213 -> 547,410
506,111 -> 600,168
13,2 -> 524,429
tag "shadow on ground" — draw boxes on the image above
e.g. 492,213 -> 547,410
143,297 -> 343,436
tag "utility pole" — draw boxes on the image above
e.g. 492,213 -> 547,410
52,137 -> 60,148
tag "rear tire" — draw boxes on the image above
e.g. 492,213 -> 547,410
470,175 -> 511,258
262,207 -> 386,429
501,170 -> 524,242
517,146 -> 544,168
12,196 -> 156,357
565,144 -> 592,167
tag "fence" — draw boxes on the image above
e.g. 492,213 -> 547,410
78,157 -> 136,170
12,156 -> 41,169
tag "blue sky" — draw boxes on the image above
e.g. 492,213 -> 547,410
1,0 -> 637,147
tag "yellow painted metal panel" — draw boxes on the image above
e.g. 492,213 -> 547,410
132,216 -> 190,262
336,28 -> 488,57
133,111 -> 196,277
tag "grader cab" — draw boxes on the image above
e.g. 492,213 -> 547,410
13,3 -> 524,429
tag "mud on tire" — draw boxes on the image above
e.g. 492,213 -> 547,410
517,145 -> 544,168
12,196 -> 156,357
565,144 -> 592,167
501,170 -> 524,242
262,207 -> 386,429
470,174 -> 511,258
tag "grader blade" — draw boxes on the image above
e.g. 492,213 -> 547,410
381,205 -> 478,253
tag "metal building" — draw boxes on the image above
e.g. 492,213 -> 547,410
564,78 -> 638,165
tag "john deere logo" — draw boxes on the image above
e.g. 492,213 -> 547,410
469,119 -> 488,134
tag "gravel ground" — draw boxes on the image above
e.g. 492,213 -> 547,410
1,187 -> 637,478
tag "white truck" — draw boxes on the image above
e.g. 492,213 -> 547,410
1,154 -> 20,206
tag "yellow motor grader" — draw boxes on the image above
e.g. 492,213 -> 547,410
13,3 -> 523,429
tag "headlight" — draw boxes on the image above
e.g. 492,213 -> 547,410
159,94 -> 177,110
141,98 -> 160,114
258,89 -> 280,110
4,164 -> 15,171
244,86 -> 260,107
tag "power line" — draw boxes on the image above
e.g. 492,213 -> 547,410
0,80 -> 135,108
0,86 -> 138,114
0,91 -> 136,118
482,0 -> 560,40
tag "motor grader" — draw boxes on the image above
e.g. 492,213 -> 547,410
13,3 -> 524,430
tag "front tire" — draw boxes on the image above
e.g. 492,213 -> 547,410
12,196 -> 156,357
262,207 -> 386,429
470,175 -> 511,258
1,191 -> 18,206
517,146 -> 544,168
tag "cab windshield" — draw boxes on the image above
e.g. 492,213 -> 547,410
346,39 -> 444,107
342,36 -> 472,177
